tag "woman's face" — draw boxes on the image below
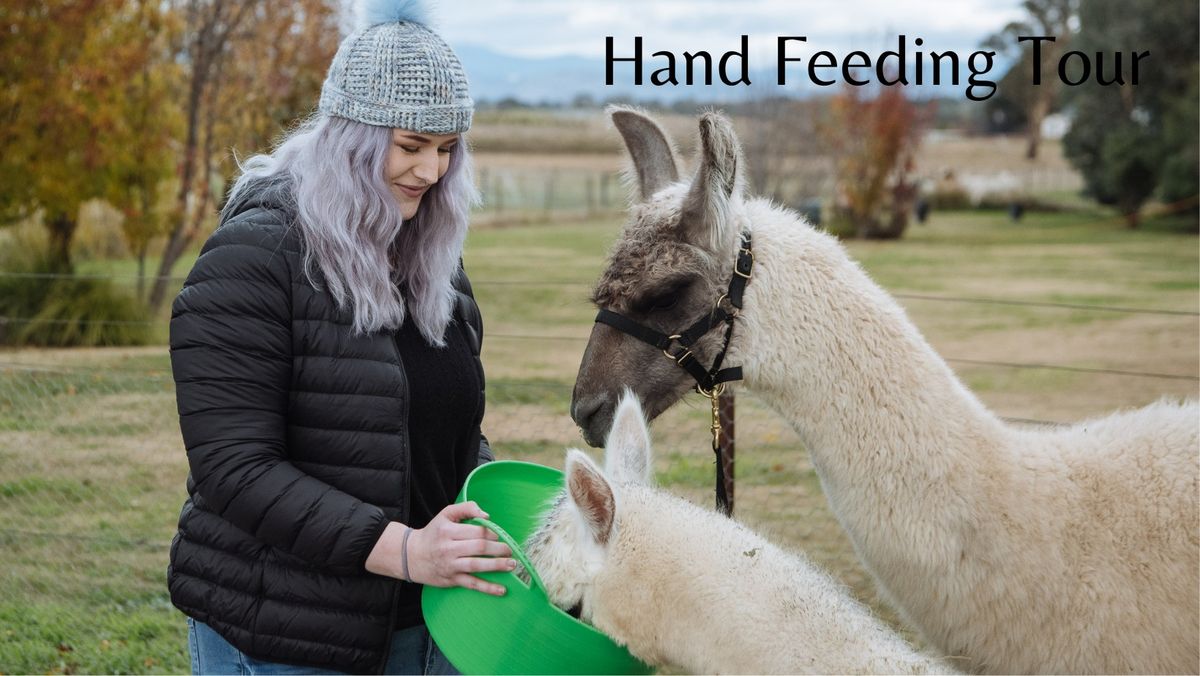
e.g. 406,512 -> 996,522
387,129 -> 458,219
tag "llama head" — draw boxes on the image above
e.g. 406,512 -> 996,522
525,389 -> 654,621
572,107 -> 748,447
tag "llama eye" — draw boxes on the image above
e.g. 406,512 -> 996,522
646,293 -> 678,311
632,280 -> 691,314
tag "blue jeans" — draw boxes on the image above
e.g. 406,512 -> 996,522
187,617 -> 458,675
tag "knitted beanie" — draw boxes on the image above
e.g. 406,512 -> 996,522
319,0 -> 473,134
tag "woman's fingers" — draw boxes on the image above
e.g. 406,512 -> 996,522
438,500 -> 488,523
429,551 -> 513,594
414,501 -> 515,595
443,521 -> 500,542
439,539 -> 514,575
446,537 -> 512,559
454,573 -> 506,597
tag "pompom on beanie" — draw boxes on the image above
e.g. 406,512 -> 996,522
319,0 -> 473,134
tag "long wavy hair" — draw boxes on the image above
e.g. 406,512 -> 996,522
224,114 -> 478,346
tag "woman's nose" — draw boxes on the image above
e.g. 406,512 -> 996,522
413,151 -> 439,184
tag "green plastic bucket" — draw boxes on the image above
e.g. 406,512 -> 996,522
421,460 -> 653,675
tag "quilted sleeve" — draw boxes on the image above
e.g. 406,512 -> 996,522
170,217 -> 389,575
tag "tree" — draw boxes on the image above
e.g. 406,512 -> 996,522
1062,0 -> 1199,227
147,0 -> 341,313
147,0 -> 255,312
105,0 -> 185,300
983,0 -> 1079,159
739,97 -> 828,209
826,86 -> 929,240
1156,66 -> 1199,213
0,1 -> 168,271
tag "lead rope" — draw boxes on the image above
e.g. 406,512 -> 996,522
698,382 -> 731,515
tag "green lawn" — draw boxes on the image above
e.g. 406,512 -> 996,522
0,206 -> 1196,673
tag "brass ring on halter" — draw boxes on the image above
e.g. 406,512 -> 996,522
661,334 -> 683,360
713,293 -> 738,318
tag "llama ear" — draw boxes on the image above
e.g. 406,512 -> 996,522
604,388 -> 653,486
565,449 -> 617,546
610,106 -> 680,201
680,112 -> 743,251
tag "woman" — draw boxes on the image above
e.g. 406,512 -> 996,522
167,2 -> 512,673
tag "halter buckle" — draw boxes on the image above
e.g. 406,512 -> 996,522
663,335 -> 695,365
734,249 -> 754,279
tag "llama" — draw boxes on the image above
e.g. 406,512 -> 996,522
526,391 -> 958,674
569,107 -> 1200,674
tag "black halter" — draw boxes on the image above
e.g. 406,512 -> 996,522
594,232 -> 753,516
595,231 -> 753,394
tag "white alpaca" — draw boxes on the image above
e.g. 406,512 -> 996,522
571,109 -> 1200,674
526,392 -> 958,675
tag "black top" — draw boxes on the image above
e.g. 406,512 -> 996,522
395,313 -> 482,628
167,176 -> 492,674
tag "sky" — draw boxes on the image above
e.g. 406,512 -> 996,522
429,0 -> 1029,60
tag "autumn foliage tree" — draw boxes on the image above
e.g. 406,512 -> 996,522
2,0 -> 342,323
147,0 -> 341,312
0,0 -> 177,271
826,86 -> 929,240
106,0 -> 185,300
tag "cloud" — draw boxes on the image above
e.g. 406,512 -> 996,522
437,0 -> 1025,58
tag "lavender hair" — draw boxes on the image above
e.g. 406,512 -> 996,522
225,115 -> 478,346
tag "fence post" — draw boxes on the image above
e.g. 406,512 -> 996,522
544,174 -> 556,214
493,171 -> 504,214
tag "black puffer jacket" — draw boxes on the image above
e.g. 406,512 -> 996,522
167,182 -> 491,674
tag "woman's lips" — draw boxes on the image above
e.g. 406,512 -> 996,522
396,184 -> 427,199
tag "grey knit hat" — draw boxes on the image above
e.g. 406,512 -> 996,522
319,0 -> 473,134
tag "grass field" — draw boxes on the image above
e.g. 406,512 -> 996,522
0,206 -> 1196,673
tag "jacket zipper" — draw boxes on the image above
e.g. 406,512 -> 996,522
376,337 -> 411,675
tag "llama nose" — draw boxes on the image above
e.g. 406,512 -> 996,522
571,392 -> 608,448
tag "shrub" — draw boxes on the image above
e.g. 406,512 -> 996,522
0,234 -> 150,347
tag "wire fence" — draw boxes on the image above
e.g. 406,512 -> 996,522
474,168 -> 626,220
1,270 -> 1197,672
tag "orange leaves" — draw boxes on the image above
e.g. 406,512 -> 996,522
825,85 -> 931,239
0,0 -> 177,239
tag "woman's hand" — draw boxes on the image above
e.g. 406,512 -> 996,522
365,502 -> 515,596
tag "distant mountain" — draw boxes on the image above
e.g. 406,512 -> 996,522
455,43 -> 789,106
455,44 -> 1013,106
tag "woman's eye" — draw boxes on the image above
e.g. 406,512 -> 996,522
438,145 -> 455,154
398,145 -> 419,154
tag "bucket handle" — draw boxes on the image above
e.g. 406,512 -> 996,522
464,518 -> 549,601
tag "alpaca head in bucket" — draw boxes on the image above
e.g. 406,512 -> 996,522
572,107 -> 748,447
524,389 -> 654,622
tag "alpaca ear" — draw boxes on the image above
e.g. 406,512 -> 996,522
610,106 -> 680,201
604,389 -> 653,486
565,449 -> 617,546
680,112 -> 743,252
